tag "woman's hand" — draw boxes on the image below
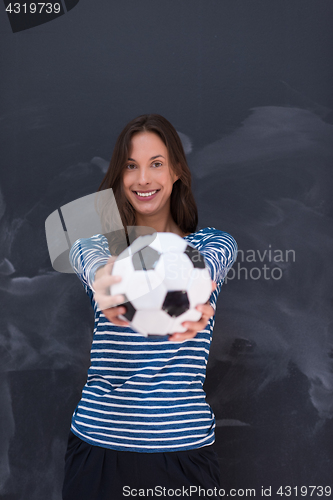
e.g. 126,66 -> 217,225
168,281 -> 217,342
93,257 -> 129,327
94,262 -> 217,335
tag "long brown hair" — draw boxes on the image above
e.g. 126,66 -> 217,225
98,114 -> 198,236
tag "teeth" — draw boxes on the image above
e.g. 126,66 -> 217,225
135,190 -> 157,197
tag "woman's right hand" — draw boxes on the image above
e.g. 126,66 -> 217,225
92,257 -> 129,327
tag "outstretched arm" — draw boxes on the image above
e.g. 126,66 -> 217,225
93,257 -> 130,327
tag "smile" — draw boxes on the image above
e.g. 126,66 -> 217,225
133,190 -> 160,198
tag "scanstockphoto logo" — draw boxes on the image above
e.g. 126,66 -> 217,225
3,0 -> 80,33
224,245 -> 296,284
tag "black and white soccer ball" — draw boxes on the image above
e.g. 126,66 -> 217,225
111,232 -> 212,337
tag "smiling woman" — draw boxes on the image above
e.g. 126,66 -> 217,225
98,114 -> 198,237
62,114 -> 238,500
123,131 -> 184,237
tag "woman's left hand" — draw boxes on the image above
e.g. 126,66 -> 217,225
168,281 -> 217,342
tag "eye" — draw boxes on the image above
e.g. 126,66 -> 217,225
126,163 -> 137,170
152,161 -> 162,168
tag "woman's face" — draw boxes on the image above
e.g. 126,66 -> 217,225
122,131 -> 179,220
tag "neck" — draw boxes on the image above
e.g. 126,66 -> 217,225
136,214 -> 175,233
135,211 -> 185,237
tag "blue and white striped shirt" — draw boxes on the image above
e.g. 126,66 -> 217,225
69,227 -> 237,452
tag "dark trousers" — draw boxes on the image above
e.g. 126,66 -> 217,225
62,431 -> 221,500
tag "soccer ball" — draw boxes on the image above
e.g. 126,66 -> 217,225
110,232 -> 212,337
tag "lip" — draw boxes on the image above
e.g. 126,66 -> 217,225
132,189 -> 160,201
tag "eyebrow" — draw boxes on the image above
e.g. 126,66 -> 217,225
127,155 -> 165,161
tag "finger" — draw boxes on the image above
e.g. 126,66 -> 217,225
211,281 -> 217,292
109,316 -> 130,327
102,307 -> 129,326
180,313 -> 211,333
94,274 -> 122,290
95,293 -> 126,310
197,302 -> 214,313
169,330 -> 197,341
182,319 -> 205,333
168,302 -> 215,342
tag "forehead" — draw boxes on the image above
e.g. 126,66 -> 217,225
129,131 -> 167,156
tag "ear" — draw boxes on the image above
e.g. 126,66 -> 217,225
172,164 -> 180,183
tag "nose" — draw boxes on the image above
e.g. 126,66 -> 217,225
137,165 -> 152,185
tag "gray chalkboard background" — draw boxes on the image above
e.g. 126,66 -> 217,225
1,1 -> 332,499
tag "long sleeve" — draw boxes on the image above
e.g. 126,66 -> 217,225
69,234 -> 111,295
198,228 -> 238,285
185,227 -> 237,310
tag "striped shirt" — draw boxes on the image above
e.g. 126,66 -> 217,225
69,227 -> 237,452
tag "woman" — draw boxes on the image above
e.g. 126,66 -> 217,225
62,114 -> 237,499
